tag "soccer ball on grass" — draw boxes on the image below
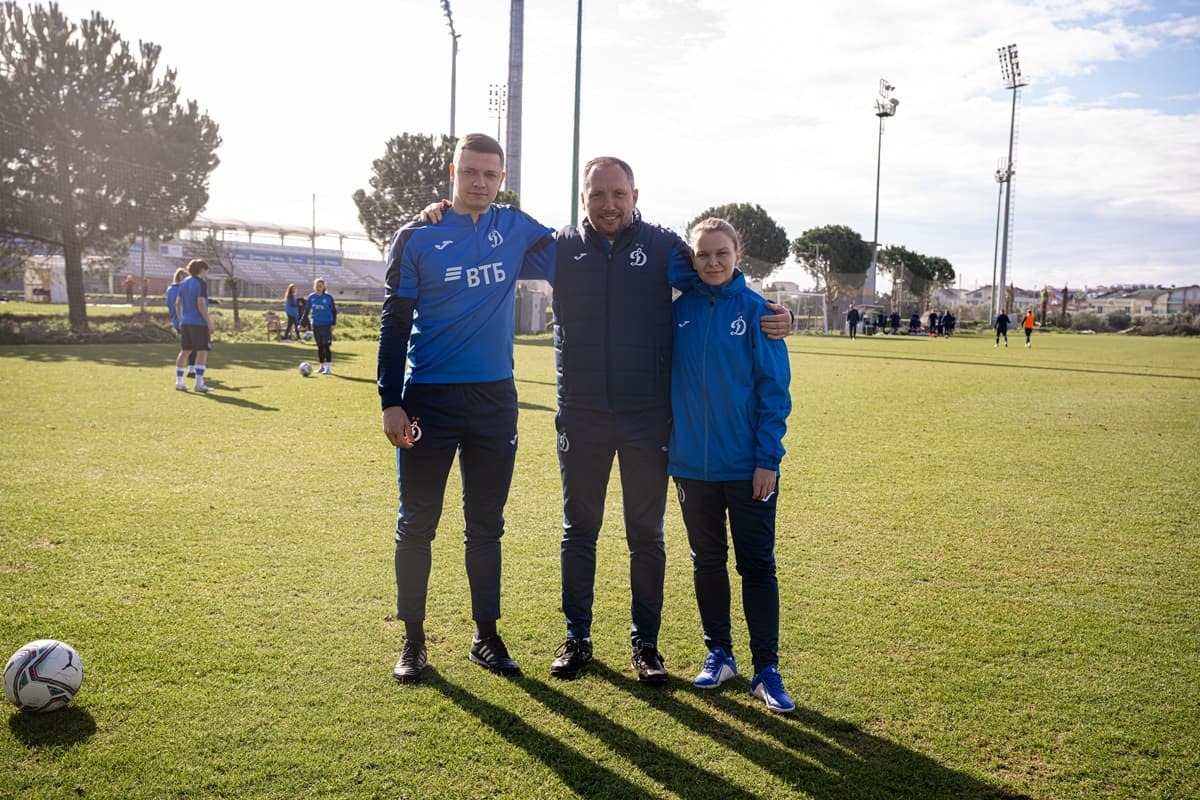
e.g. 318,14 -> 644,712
303,330 -> 313,342
299,362 -> 313,377
4,639 -> 84,713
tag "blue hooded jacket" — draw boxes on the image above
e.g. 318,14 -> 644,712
668,270 -> 791,481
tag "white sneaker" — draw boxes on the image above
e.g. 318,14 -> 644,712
694,647 -> 738,689
175,383 -> 187,391
194,384 -> 211,393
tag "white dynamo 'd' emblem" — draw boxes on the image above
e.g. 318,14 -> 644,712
488,228 -> 504,248
410,420 -> 423,442
558,431 -> 570,452
629,245 -> 647,268
676,483 -> 686,504
730,317 -> 747,336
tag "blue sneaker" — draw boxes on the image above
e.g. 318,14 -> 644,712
693,647 -> 737,689
750,665 -> 795,713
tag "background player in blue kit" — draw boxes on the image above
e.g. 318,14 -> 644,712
165,268 -> 196,377
305,278 -> 337,373
174,259 -> 213,393
669,218 -> 794,713
379,133 -> 555,683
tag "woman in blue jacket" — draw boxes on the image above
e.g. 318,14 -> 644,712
283,283 -> 300,340
669,218 -> 794,713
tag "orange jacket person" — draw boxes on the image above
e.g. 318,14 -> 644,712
1022,311 -> 1036,348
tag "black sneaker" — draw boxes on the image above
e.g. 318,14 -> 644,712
550,638 -> 593,680
631,642 -> 668,685
392,638 -> 427,684
469,635 -> 521,676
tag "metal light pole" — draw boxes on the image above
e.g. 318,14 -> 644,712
996,44 -> 1027,316
990,158 -> 1009,322
441,1 -> 461,140
570,0 -> 583,225
870,79 -> 898,307
488,84 -> 507,143
506,0 -> 525,198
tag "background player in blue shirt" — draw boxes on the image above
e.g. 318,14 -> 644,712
165,267 -> 197,377
174,259 -> 213,392
379,133 -> 554,683
305,278 -> 337,373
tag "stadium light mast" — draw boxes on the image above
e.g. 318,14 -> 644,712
441,1 -> 461,140
996,43 -> 1027,317
990,158 -> 1009,322
870,79 -> 898,307
488,84 -> 507,144
506,0 -> 525,198
570,0 -> 583,225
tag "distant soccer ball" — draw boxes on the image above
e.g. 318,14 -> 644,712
303,330 -> 313,341
299,362 -> 313,377
4,639 -> 83,713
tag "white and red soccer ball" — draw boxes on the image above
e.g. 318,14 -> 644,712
4,639 -> 84,713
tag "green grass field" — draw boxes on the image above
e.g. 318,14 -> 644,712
2,329 -> 1198,799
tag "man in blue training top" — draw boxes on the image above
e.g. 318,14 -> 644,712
174,259 -> 213,393
379,133 -> 556,683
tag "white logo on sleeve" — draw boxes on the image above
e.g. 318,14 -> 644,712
629,245 -> 647,268
488,228 -> 504,248
730,315 -> 747,336
434,240 -> 454,251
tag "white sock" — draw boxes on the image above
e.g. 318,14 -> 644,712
194,366 -> 206,386
176,368 -> 185,385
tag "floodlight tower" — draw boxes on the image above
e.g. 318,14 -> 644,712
570,0 -> 583,225
488,84 -> 507,143
990,157 -> 1010,322
996,43 -> 1027,316
869,79 -> 899,306
441,1 -> 461,140
505,0 -> 524,198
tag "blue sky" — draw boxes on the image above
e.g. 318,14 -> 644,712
45,0 -> 1200,290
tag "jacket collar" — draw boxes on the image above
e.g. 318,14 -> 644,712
581,208 -> 643,251
695,269 -> 747,299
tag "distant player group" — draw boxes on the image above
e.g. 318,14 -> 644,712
167,268 -> 339,392
845,304 -> 1038,346
378,133 -> 797,713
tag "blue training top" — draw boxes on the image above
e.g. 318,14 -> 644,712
668,270 -> 792,481
165,284 -> 181,329
178,276 -> 208,327
307,292 -> 336,327
379,205 -> 554,395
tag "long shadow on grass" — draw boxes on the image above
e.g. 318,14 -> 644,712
8,705 -> 96,748
588,662 -> 1029,800
513,667 -> 761,800
431,674 -> 663,799
789,346 -> 1200,381
0,342 -> 363,374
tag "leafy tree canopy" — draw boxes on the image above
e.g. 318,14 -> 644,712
878,245 -> 955,305
687,202 -> 788,281
352,133 -> 456,250
789,224 -> 871,297
0,2 -> 220,331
